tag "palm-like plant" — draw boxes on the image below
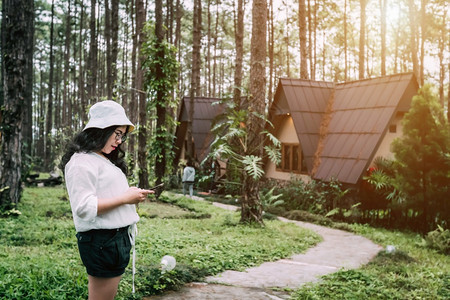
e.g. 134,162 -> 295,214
363,157 -> 406,208
208,101 -> 280,181
205,99 -> 281,224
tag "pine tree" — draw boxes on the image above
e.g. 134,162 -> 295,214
242,0 -> 267,224
0,0 -> 34,212
392,85 -> 450,232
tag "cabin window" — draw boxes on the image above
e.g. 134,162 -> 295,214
277,143 -> 304,173
389,124 -> 397,133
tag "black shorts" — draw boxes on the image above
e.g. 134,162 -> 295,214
76,226 -> 131,278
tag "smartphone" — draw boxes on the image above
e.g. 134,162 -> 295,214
150,183 -> 164,190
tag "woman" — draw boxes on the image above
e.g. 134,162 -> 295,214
61,100 -> 153,299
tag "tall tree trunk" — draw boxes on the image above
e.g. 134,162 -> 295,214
299,0 -> 308,79
243,0 -> 266,224
105,0 -> 112,99
79,3 -> 86,125
104,0 -> 119,100
234,0 -> 244,108
21,64 -> 33,160
136,0 -> 149,189
359,0 -> 366,80
448,41 -> 450,121
87,0 -> 98,103
174,0 -> 182,96
98,39 -> 106,96
128,0 -> 137,155
321,36 -> 325,80
268,0 -> 274,105
344,0 -> 348,80
187,0 -> 202,160
231,0 -> 245,186
408,0 -> 420,85
284,2 -> 290,77
212,1 -> 218,97
393,6 -> 400,74
419,0 -> 426,86
307,0 -> 313,80
194,0 -> 202,95
55,43 -> 63,130
45,0 -> 55,168
111,0 -> 119,99
166,0 -> 173,42
207,0 -> 211,96
63,0 -> 72,128
122,1 -> 130,112
0,2 -> 3,110
154,0 -> 166,194
72,0 -> 79,131
380,0 -> 386,76
0,0 -> 34,210
174,0 -> 182,59
437,8 -> 447,108
219,44 -> 224,97
37,71 -> 45,160
22,3 -> 34,160
312,0 -> 317,80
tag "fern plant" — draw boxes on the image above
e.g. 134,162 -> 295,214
259,187 -> 284,211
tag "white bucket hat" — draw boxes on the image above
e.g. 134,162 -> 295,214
83,100 -> 135,132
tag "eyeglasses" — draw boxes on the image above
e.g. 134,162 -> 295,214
114,131 -> 127,142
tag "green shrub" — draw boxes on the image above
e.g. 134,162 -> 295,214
276,178 -> 325,213
282,210 -> 353,232
371,249 -> 417,266
265,178 -> 351,217
262,212 -> 279,220
260,186 -> 284,214
426,226 -> 450,255
130,264 -> 209,297
283,210 -> 334,226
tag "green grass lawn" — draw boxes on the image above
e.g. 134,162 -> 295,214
292,224 -> 450,299
1,186 -> 448,299
0,186 -> 320,299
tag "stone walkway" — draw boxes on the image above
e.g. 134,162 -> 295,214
146,198 -> 383,299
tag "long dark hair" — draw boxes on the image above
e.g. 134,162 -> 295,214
60,126 -> 128,175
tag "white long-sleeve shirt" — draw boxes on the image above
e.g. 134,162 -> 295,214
65,152 -> 139,232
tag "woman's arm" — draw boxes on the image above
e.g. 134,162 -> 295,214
97,187 -> 154,215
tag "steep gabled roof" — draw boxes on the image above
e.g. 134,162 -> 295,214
174,97 -> 223,162
270,73 -> 419,185
314,73 -> 418,184
270,79 -> 334,172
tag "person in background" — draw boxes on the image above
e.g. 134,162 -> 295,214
61,100 -> 153,300
182,160 -> 196,197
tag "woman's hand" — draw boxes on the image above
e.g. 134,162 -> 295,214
123,187 -> 154,204
97,187 -> 155,215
